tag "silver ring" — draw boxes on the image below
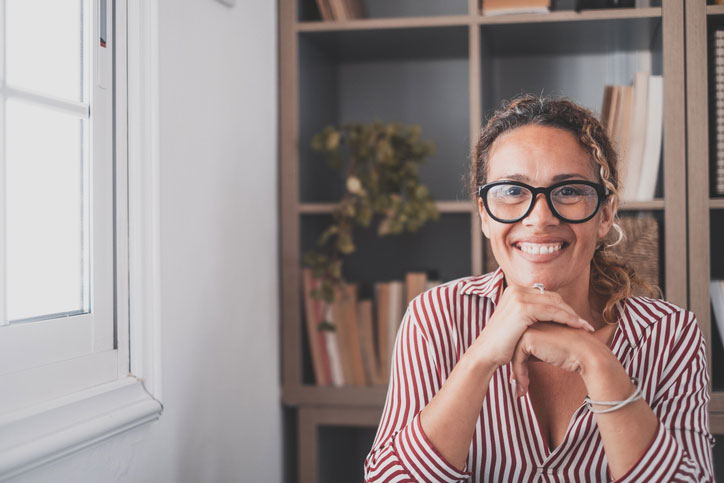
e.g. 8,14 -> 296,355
532,283 -> 545,294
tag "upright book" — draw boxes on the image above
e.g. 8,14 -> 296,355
332,283 -> 366,386
302,268 -> 332,386
635,74 -> 663,201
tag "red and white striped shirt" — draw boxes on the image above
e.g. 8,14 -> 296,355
364,268 -> 715,482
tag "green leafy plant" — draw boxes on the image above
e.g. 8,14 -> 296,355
303,121 -> 439,329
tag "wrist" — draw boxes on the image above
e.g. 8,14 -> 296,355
577,337 -> 631,397
461,343 -> 500,380
576,336 -> 617,377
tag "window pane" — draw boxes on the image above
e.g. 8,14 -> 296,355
6,0 -> 85,102
6,100 -> 89,321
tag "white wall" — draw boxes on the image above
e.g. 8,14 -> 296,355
10,0 -> 281,481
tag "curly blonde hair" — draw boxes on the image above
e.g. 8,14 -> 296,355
471,94 -> 659,323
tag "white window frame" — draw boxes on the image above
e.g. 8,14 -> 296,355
0,1 -> 162,479
0,0 -> 117,408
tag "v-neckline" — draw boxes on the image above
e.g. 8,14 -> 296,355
523,389 -> 588,460
520,321 -> 622,462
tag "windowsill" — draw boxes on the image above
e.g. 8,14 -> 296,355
0,377 -> 163,480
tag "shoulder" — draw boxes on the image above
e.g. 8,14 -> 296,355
403,270 -> 502,334
617,296 -> 700,347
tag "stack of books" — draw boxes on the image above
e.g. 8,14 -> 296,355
302,268 -> 439,387
315,0 -> 366,21
714,30 -> 724,196
600,72 -> 663,201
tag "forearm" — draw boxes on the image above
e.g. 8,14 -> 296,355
419,345 -> 498,471
578,342 -> 659,480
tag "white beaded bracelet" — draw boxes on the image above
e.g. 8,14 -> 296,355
584,378 -> 643,414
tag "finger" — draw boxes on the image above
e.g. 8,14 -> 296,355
525,289 -> 582,320
511,340 -> 531,397
525,303 -> 595,332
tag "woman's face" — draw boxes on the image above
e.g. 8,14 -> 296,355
478,124 -> 613,293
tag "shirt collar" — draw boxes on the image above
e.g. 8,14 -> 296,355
614,296 -> 674,348
458,266 -> 506,306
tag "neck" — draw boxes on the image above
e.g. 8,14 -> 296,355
557,279 -> 600,327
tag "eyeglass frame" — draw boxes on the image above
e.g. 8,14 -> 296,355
477,179 -> 611,224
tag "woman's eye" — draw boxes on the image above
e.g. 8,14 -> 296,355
556,186 -> 585,197
503,186 -> 524,196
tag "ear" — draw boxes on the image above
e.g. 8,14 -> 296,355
596,196 -> 615,239
478,197 -> 491,239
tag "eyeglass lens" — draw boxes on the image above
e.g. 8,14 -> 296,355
486,183 -> 599,222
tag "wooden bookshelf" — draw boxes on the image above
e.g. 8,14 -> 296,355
280,1 -> 701,481
687,1 -> 724,437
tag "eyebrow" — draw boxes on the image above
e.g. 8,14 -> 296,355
501,173 -> 592,182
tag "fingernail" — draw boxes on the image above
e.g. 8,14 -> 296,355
580,318 -> 595,332
511,379 -> 517,395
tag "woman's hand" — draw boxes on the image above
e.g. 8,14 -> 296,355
509,322 -> 600,397
471,285 -> 595,371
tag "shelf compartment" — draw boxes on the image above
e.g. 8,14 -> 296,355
298,28 -> 470,203
299,213 -> 472,386
478,15 -> 663,119
298,0 -> 469,23
298,407 -> 382,483
318,425 -> 376,482
300,213 -> 471,285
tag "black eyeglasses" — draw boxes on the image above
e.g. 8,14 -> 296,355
477,180 -> 610,224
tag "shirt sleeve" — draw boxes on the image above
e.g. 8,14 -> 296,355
364,300 -> 473,483
612,309 -> 715,483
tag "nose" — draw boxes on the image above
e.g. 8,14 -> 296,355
524,193 -> 559,226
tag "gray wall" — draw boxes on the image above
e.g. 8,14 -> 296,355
10,0 -> 281,481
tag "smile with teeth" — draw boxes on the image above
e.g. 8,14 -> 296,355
516,242 -> 565,255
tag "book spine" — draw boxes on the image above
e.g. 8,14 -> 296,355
331,284 -> 354,385
323,303 -> 345,387
635,75 -> 663,201
302,268 -> 332,386
342,283 -> 366,385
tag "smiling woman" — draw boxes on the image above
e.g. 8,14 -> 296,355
363,95 -> 715,482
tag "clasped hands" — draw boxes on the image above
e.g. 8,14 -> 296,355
473,285 -> 607,398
